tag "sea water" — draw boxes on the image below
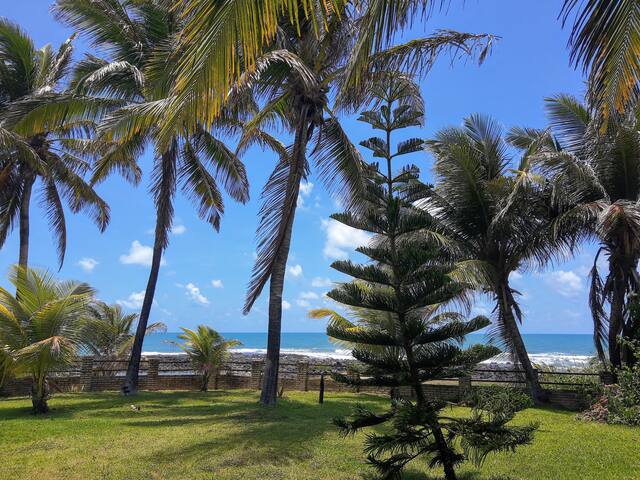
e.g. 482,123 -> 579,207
141,332 -> 596,367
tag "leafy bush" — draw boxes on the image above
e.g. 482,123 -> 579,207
578,341 -> 640,426
464,386 -> 533,413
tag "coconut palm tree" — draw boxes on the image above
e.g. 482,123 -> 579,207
526,94 -> 640,368
174,325 -> 240,391
0,18 -> 109,268
83,302 -> 166,357
160,0 -> 493,145
236,6 -> 491,405
425,115 -> 575,404
52,0 -> 250,395
561,0 -> 640,126
0,266 -> 94,413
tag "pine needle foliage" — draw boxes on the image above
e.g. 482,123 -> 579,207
326,74 -> 535,480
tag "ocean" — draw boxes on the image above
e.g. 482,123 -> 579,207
142,332 -> 597,368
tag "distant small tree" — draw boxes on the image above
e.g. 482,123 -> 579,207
0,266 -> 93,413
175,325 -> 241,391
324,74 -> 535,480
83,302 -> 166,358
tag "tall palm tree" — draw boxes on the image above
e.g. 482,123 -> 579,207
0,266 -> 94,413
174,325 -> 241,391
52,0 -> 250,395
237,6 -> 490,405
425,115 -> 573,404
83,301 -> 166,357
0,19 -> 109,268
528,94 -> 640,368
561,0 -> 640,126
160,0 -> 492,145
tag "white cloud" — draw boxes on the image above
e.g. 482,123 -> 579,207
296,299 -> 311,308
119,241 -> 165,267
211,279 -> 224,289
77,257 -> 98,273
287,264 -> 303,278
117,290 -> 145,309
510,270 -> 523,281
299,182 -> 314,196
545,270 -> 584,297
321,219 -> 370,259
171,224 -> 186,235
282,300 -> 291,310
311,277 -> 333,288
299,291 -> 319,300
182,282 -> 210,305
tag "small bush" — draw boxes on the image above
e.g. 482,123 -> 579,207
464,386 -> 533,413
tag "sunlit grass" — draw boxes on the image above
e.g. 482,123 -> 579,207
1,390 -> 638,479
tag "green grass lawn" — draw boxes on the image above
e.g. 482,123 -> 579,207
1,390 -> 638,480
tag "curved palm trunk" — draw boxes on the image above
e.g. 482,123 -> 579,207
260,114 -> 309,407
496,282 -> 547,405
122,148 -> 175,396
608,275 -> 625,369
121,230 -> 163,395
18,174 -> 35,268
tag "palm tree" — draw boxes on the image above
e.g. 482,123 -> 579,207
528,94 -> 640,368
425,115 -> 573,404
0,266 -> 94,413
174,325 -> 240,391
0,19 -> 109,268
236,6 -> 491,405
52,0 -> 250,395
160,0 -> 493,145
83,301 -> 166,357
561,0 -> 640,126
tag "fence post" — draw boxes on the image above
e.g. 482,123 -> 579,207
251,361 -> 263,390
148,359 -> 160,391
599,371 -> 615,385
297,362 -> 309,391
458,376 -> 472,399
80,357 -> 94,392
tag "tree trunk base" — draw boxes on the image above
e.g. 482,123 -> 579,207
121,381 -> 138,396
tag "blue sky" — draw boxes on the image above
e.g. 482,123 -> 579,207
1,1 -> 597,334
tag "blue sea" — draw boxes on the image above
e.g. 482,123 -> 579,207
142,332 -> 596,367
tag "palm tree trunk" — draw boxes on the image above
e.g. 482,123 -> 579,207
608,276 -> 625,369
496,282 -> 547,405
31,376 -> 49,414
121,218 -> 165,395
18,174 -> 35,268
260,114 -> 309,407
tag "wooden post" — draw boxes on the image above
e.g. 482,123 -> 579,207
251,361 -> 263,390
599,371 -> 615,385
297,362 -> 309,391
80,357 -> 94,392
148,359 -> 159,391
319,372 -> 325,404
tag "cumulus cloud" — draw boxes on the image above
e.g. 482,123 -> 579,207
282,300 -> 291,310
211,279 -> 224,288
297,182 -> 314,208
299,291 -> 319,300
296,299 -> 311,308
77,257 -> 98,272
179,282 -> 210,305
546,270 -> 584,297
311,277 -> 333,288
287,264 -> 303,278
171,224 -> 186,235
119,241 -> 165,267
117,290 -> 145,309
510,270 -> 523,281
321,218 -> 370,259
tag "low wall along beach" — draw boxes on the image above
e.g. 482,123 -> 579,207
0,353 -> 605,411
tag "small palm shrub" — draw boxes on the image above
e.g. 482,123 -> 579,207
464,386 -> 533,413
175,326 -> 241,391
0,266 -> 93,413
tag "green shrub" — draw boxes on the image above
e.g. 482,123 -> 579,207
464,386 -> 533,413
